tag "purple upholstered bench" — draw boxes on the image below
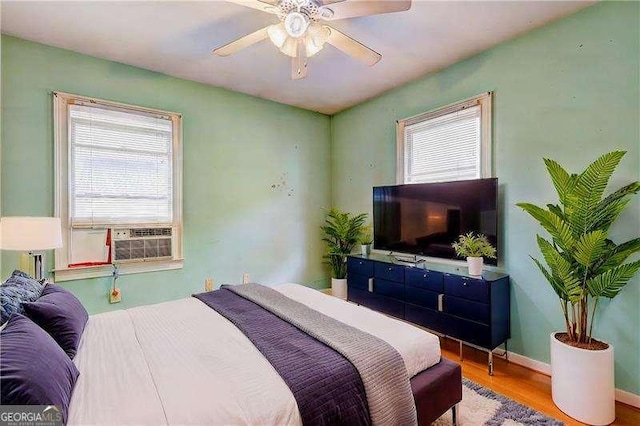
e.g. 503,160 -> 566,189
410,357 -> 462,425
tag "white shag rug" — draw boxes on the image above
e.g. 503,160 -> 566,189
433,379 -> 564,426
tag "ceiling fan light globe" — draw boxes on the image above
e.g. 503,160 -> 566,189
284,12 -> 309,38
305,39 -> 322,57
304,25 -> 330,57
267,23 -> 288,48
280,37 -> 299,57
309,25 -> 330,45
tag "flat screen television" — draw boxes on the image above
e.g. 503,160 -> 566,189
373,178 -> 498,265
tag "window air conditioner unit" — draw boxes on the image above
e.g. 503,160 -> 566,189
111,228 -> 173,263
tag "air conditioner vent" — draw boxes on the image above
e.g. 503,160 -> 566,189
130,228 -> 172,238
112,227 -> 173,262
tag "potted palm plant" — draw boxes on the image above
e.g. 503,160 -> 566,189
452,232 -> 496,275
321,208 -> 367,299
359,225 -> 373,257
517,151 -> 640,425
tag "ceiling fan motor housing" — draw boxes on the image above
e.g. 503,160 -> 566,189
276,0 -> 332,26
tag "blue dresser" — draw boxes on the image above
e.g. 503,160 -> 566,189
347,253 -> 510,374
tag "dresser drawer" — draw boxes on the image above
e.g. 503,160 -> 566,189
373,279 -> 404,301
405,303 -> 445,334
348,288 -> 404,319
347,274 -> 370,291
445,296 -> 490,324
405,286 -> 439,311
347,257 -> 374,277
374,262 -> 405,282
405,268 -> 444,292
445,315 -> 491,348
444,274 -> 489,303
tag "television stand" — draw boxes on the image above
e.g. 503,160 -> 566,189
347,253 -> 510,375
388,253 -> 425,265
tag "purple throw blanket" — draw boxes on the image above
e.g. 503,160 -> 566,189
194,288 -> 371,426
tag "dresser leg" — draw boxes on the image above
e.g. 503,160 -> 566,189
459,340 -> 463,361
505,341 -> 509,362
488,351 -> 494,376
451,404 -> 458,426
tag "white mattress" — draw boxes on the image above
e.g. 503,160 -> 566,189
68,284 -> 441,425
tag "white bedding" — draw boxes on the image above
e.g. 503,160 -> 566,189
274,284 -> 441,377
68,284 -> 441,425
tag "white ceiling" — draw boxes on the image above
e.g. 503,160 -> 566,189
1,0 -> 594,114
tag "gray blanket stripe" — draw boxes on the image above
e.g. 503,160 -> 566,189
227,284 -> 418,426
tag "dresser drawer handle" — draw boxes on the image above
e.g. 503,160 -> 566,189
423,274 -> 428,278
359,261 -> 363,265
388,267 -> 393,271
463,281 -> 468,287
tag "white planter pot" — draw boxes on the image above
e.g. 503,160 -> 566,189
361,244 -> 371,257
467,257 -> 484,276
550,333 -> 615,425
331,278 -> 348,300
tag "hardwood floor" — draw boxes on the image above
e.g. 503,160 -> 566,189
439,337 -> 640,425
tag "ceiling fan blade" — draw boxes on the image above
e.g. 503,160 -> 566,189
291,45 -> 308,80
322,0 -> 411,21
225,0 -> 279,14
213,26 -> 270,56
326,26 -> 381,66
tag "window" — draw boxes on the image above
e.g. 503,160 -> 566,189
54,92 -> 183,281
397,92 -> 492,184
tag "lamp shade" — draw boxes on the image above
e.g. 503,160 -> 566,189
0,217 -> 63,251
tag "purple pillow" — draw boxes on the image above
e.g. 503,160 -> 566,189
1,314 -> 79,424
22,284 -> 89,359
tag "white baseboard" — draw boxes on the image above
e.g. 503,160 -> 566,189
503,350 -> 640,408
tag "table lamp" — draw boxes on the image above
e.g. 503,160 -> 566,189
0,217 -> 63,280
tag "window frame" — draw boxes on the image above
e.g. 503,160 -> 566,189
53,91 -> 184,281
396,92 -> 493,184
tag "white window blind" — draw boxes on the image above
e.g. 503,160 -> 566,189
69,104 -> 173,226
404,105 -> 481,184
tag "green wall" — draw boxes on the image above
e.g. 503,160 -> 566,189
331,2 -> 639,394
1,35 -> 332,314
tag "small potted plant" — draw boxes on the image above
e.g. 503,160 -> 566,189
359,225 -> 373,257
452,232 -> 497,276
321,208 -> 367,299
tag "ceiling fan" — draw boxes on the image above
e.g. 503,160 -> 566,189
213,0 -> 412,80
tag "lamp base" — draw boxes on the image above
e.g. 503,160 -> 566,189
17,252 -> 44,280
18,253 -> 35,277
23,252 -> 45,280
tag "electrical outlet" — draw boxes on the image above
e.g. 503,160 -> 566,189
243,273 -> 250,284
109,288 -> 122,304
205,278 -> 214,292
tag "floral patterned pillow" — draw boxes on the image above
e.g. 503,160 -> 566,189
0,271 -> 45,324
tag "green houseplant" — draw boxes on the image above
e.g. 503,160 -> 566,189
321,208 -> 367,299
452,232 -> 496,275
358,224 -> 374,256
516,150 -> 640,424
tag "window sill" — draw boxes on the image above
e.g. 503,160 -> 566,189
54,258 -> 184,282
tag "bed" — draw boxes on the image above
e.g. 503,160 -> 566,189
68,283 -> 462,425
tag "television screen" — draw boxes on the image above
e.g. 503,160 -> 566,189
373,178 -> 498,264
